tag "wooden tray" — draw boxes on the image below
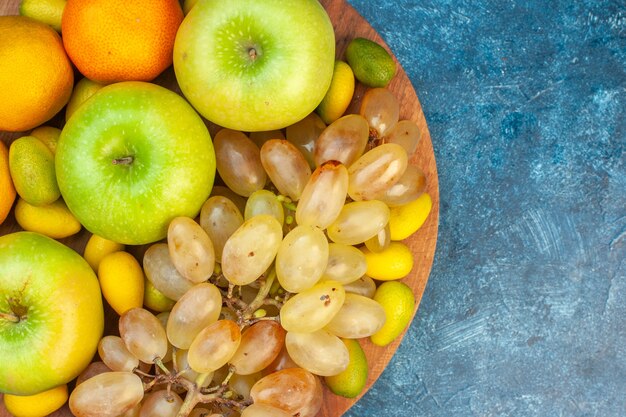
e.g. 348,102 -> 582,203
0,1 -> 439,416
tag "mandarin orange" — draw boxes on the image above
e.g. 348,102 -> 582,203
61,0 -> 183,83
0,15 -> 73,132
0,140 -> 16,225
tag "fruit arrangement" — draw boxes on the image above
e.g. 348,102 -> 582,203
0,1 -> 439,417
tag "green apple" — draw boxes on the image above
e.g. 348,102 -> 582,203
0,231 -> 104,395
173,0 -> 336,132
56,81 -> 216,245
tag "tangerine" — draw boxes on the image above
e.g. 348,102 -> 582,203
0,15 -> 73,132
0,141 -> 16,224
61,0 -> 184,83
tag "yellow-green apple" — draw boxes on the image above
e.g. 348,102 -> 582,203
173,0 -> 335,132
0,231 -> 104,395
56,81 -> 216,245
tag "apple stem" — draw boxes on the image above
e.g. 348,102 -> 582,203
248,47 -> 257,61
0,311 -> 20,323
112,156 -> 134,165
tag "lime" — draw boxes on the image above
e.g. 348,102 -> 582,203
30,125 -> 61,155
144,278 -> 176,313
324,338 -> 368,398
388,192 -> 432,241
9,135 -> 60,206
345,37 -> 396,87
361,241 -> 414,281
19,0 -> 66,32
371,281 -> 415,346
316,60 -> 355,124
3,384 -> 68,417
65,77 -> 105,122
182,0 -> 199,14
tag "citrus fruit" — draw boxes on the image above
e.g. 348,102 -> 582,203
65,77 -> 105,122
97,251 -> 145,315
182,0 -> 199,14
324,338 -> 368,398
0,15 -> 73,132
61,0 -> 184,83
316,60 -> 355,124
83,234 -> 125,272
371,281 -> 416,346
345,37 -> 396,88
19,0 -> 66,32
14,198 -> 81,239
0,141 -> 16,225
388,192 -> 432,241
29,125 -> 61,154
3,383 -> 68,417
361,241 -> 414,281
9,136 -> 60,206
144,278 -> 176,313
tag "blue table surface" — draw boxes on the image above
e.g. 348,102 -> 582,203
345,0 -> 625,416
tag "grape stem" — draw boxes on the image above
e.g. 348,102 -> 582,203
175,371 -> 220,417
154,358 -> 171,376
243,268 -> 276,320
133,367 -> 155,378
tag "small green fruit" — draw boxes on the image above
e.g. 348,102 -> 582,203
345,37 -> 396,87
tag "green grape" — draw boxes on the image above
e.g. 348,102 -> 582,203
359,87 -> 400,137
364,222 -> 391,252
313,114 -> 369,167
155,312 -> 174,363
347,143 -> 408,201
321,243 -> 367,284
295,161 -> 348,229
230,321 -> 286,375
244,189 -> 285,225
276,224 -> 329,293
285,112 -> 326,169
166,283 -> 222,349
260,139 -> 312,201
167,216 -> 215,283
209,185 -> 247,214
383,119 -> 421,155
143,243 -> 195,301
69,372 -> 144,417
187,320 -> 241,373
119,308 -> 168,364
229,372 -> 263,401
139,389 -> 183,417
280,280 -> 345,333
173,349 -> 213,388
325,293 -> 387,338
326,200 -> 390,245
249,129 -> 285,149
264,345 -> 299,375
343,275 -> 377,298
221,214 -> 283,286
97,335 -> 139,372
250,368 -> 322,417
214,128 -> 267,197
199,195 -> 244,263
378,164 -> 427,207
285,329 -> 349,377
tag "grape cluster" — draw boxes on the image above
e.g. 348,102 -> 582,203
69,87 -> 426,417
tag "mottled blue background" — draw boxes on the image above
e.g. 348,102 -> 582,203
345,0 -> 625,416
